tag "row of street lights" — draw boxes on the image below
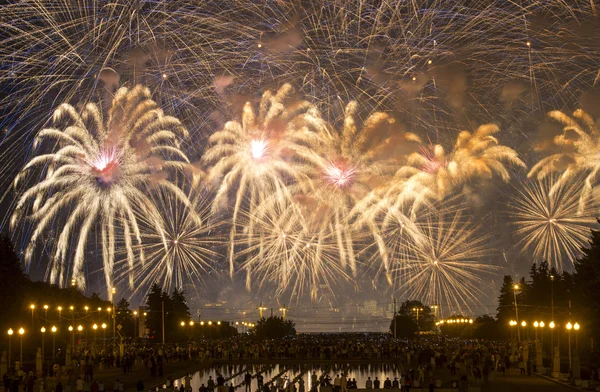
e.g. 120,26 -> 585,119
6,328 -> 24,370
6,322 -> 114,371
509,319 -> 581,373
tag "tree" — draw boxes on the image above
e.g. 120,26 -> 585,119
115,298 -> 134,337
252,316 -> 296,340
496,275 -> 515,324
145,283 -> 164,339
573,223 -> 600,340
389,315 -> 418,338
0,236 -> 27,326
167,288 -> 190,341
397,300 -> 434,332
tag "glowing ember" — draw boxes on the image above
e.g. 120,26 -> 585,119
250,139 -> 268,160
324,162 -> 357,188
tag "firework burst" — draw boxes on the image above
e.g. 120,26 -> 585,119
386,124 -> 525,214
237,197 -> 353,303
116,182 -> 221,298
391,206 -> 498,316
12,85 -> 190,294
203,83 -> 317,276
530,109 -> 600,213
509,176 -> 600,271
287,101 -> 421,273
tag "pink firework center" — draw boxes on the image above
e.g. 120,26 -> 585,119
250,139 -> 268,160
88,148 -> 121,184
420,146 -> 448,173
324,162 -> 357,187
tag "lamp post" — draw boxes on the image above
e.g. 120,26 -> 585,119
30,304 -> 35,327
111,287 -> 116,344
7,329 -> 13,371
521,320 -> 528,341
412,307 -> 424,333
566,322 -> 573,373
69,306 -> 75,355
258,303 -> 267,319
133,311 -> 138,339
43,305 -> 49,321
509,320 -> 517,341
84,307 -> 89,341
57,306 -> 62,328
68,325 -> 74,355
101,323 -> 107,350
41,327 -> 46,373
513,284 -> 521,342
77,325 -> 83,347
51,326 -> 57,363
534,321 -> 539,341
18,328 -> 24,367
574,322 -> 580,351
93,324 -> 98,344
279,305 -> 288,320
539,321 -> 545,354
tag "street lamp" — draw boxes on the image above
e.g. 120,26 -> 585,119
566,322 -> 573,373
101,323 -> 107,350
509,320 -> 517,341
111,287 -> 116,343
18,328 -> 24,367
521,320 -> 528,340
412,307 -> 424,332
43,305 -> 49,320
93,324 -> 98,342
41,327 -> 46,372
513,284 -> 521,342
30,304 -> 35,327
133,311 -> 138,339
7,329 -> 13,371
51,326 -> 57,363
279,305 -> 288,320
258,303 -> 267,319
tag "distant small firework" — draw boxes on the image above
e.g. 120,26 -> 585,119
12,85 -> 190,294
509,176 -> 599,271
530,109 -> 600,213
391,206 -> 498,316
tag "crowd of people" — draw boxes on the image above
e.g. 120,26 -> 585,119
2,333 -> 544,392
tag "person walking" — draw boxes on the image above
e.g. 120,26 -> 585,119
244,372 -> 252,392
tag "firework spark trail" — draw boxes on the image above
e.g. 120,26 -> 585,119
11,85 -> 190,294
509,175 -> 600,272
390,206 -> 498,316
115,181 -> 222,298
237,196 -> 353,304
